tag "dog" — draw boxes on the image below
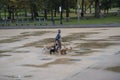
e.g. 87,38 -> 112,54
60,47 -> 72,55
42,44 -> 54,54
43,44 -> 72,55
50,43 -> 59,55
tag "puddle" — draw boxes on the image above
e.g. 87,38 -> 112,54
71,49 -> 97,56
0,37 -> 26,43
88,57 -> 104,61
72,41 -> 116,56
4,75 -> 33,79
83,39 -> 108,42
21,38 -> 54,48
0,31 -> 52,43
0,50 -> 12,53
88,67 -> 101,70
109,36 -> 120,41
115,51 -> 120,55
41,58 -> 53,60
23,58 -> 74,68
76,41 -> 116,49
20,31 -> 52,36
12,51 -> 30,53
20,32 -> 99,48
105,66 -> 120,73
69,59 -> 81,62
0,54 -> 11,57
0,50 -> 12,57
62,32 -> 99,42
93,29 -> 109,31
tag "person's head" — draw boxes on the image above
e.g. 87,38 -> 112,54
58,29 -> 61,33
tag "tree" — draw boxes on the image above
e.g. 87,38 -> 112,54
64,0 -> 76,21
101,0 -> 112,14
112,0 -> 120,8
7,0 -> 17,20
0,0 -> 4,20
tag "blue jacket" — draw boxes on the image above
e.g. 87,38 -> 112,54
55,33 -> 61,41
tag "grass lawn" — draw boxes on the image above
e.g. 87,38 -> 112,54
0,7 -> 120,26
48,15 -> 120,25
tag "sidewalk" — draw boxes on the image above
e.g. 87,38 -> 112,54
0,23 -> 120,29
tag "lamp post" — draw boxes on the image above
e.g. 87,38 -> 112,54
59,6 -> 62,24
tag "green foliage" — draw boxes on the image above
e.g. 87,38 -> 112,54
101,0 -> 112,10
0,0 -> 119,22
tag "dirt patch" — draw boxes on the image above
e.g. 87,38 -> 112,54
23,58 -> 73,68
105,66 -> 120,73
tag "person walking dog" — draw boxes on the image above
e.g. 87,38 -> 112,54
55,29 -> 62,50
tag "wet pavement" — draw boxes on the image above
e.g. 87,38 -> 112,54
0,28 -> 120,80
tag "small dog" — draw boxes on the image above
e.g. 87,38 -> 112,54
60,47 -> 72,55
50,44 -> 59,55
42,44 -> 54,54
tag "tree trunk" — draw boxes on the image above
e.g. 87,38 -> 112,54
81,0 -> 84,17
0,11 -> 2,20
51,9 -> 55,25
31,11 -> 34,20
54,9 -> 56,17
90,5 -> 92,14
95,0 -> 100,18
66,0 -> 69,22
24,9 -> 27,17
85,3 -> 87,14
8,6 -> 12,20
12,12 -> 14,20
44,9 -> 47,20
66,9 -> 69,22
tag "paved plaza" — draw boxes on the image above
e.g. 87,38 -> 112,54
0,28 -> 120,80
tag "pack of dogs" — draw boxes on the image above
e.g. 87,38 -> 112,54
42,43 -> 72,55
